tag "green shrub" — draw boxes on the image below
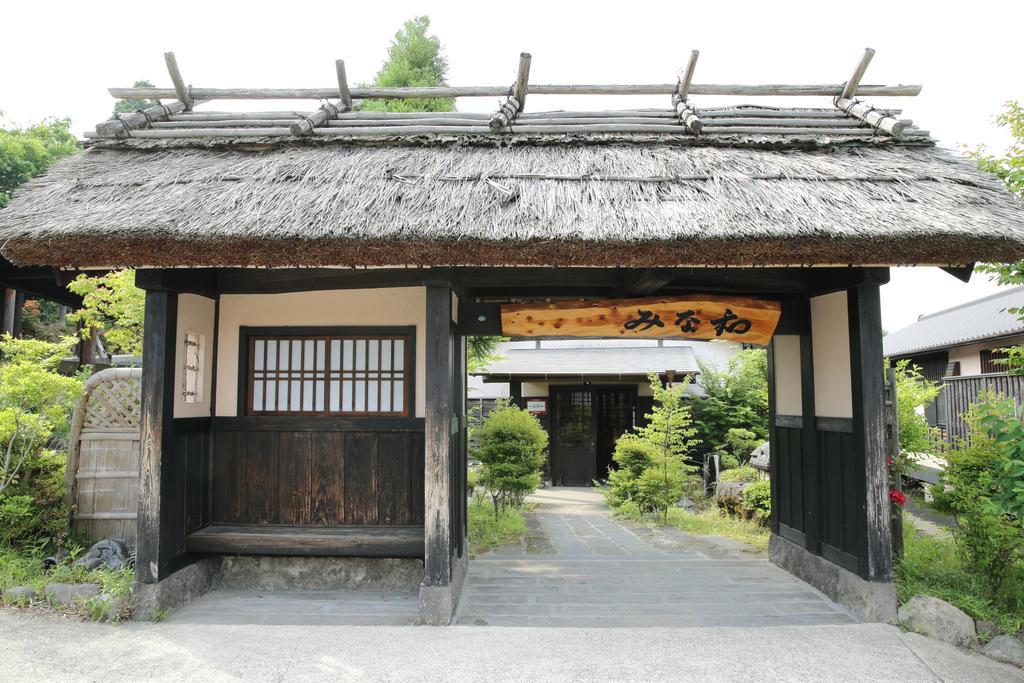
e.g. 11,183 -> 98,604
742,480 -> 772,526
941,394 -> 1024,596
604,434 -> 658,507
603,374 -> 699,523
0,336 -> 83,548
467,496 -> 526,556
718,451 -> 739,471
719,465 -> 759,484
613,499 -> 643,521
724,428 -> 760,465
690,349 -> 768,453
473,405 -> 547,516
635,453 -> 692,524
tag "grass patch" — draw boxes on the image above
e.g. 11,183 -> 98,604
610,497 -> 769,552
664,507 -> 770,552
467,496 -> 527,556
896,516 -> 1024,636
0,546 -> 134,620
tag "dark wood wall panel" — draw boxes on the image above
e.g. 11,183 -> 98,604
773,425 -> 804,533
211,423 -> 424,527
817,427 -> 861,572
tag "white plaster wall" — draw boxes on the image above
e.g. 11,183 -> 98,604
947,334 -> 1024,376
173,294 -> 216,419
773,335 -> 802,416
811,291 -> 853,419
215,288 -> 426,417
522,381 -> 549,397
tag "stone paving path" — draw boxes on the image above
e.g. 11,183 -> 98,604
455,487 -> 856,627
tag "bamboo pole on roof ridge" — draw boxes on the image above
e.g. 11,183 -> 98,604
108,82 -> 924,100
841,48 -> 875,100
164,52 -> 193,110
336,60 -> 353,109
673,50 -> 701,134
490,53 -> 532,131
835,48 -> 912,136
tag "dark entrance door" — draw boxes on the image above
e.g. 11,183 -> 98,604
550,386 -> 637,486
551,387 -> 595,485
595,387 -> 637,482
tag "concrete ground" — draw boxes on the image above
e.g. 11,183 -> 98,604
456,487 -> 854,627
2,611 -> 1020,681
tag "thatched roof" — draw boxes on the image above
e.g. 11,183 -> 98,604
1,108 -> 1021,269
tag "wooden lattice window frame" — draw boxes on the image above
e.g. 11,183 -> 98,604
980,347 -> 1010,375
240,326 -> 415,417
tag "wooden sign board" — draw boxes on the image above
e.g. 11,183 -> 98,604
501,295 -> 781,345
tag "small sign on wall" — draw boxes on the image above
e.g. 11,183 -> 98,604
526,398 -> 548,415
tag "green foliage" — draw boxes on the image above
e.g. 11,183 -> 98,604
723,427 -> 761,465
938,393 -> 1024,596
473,405 -> 547,516
361,17 -> 454,113
979,394 -> 1024,523
718,465 -> 759,484
892,359 -> 941,455
603,433 -> 658,507
112,80 -> 156,116
741,480 -> 772,526
467,336 -> 506,373
466,495 -> 527,556
0,546 -> 134,620
67,269 -> 145,356
896,516 -> 1024,635
0,336 -> 83,547
635,452 -> 692,524
971,100 -> 1024,200
605,374 -> 700,524
690,349 -> 768,454
718,451 -> 739,470
0,117 -> 78,207
664,506 -> 770,552
19,299 -> 74,343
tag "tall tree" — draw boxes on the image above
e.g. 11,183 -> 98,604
361,16 -> 454,113
112,80 -> 157,115
0,117 -> 78,208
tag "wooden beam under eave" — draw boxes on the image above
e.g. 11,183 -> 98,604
623,268 -> 676,296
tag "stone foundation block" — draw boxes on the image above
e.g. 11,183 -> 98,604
769,534 -> 897,622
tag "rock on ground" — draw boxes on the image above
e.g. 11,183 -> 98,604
982,635 -> 1024,668
2,586 -> 36,605
975,620 -> 1001,639
44,583 -> 101,607
898,595 -> 978,648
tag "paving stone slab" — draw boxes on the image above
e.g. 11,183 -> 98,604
458,487 -> 851,628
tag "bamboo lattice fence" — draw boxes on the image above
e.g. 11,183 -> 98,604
64,368 -> 142,546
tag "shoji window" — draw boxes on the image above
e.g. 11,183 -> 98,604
247,334 -> 409,416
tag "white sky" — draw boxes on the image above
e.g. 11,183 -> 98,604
2,0 -> 1021,332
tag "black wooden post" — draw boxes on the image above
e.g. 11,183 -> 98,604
849,285 -> 893,582
137,287 -> 178,583
1,288 -> 15,336
424,285 -> 452,588
509,380 -> 523,409
799,332 -> 820,553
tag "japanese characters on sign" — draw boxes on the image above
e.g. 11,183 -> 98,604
500,296 -> 781,345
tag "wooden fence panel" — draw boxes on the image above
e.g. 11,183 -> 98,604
64,368 -> 143,547
942,374 -> 1024,443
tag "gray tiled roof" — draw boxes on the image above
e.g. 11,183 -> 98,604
475,346 -> 698,379
883,287 -> 1024,357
